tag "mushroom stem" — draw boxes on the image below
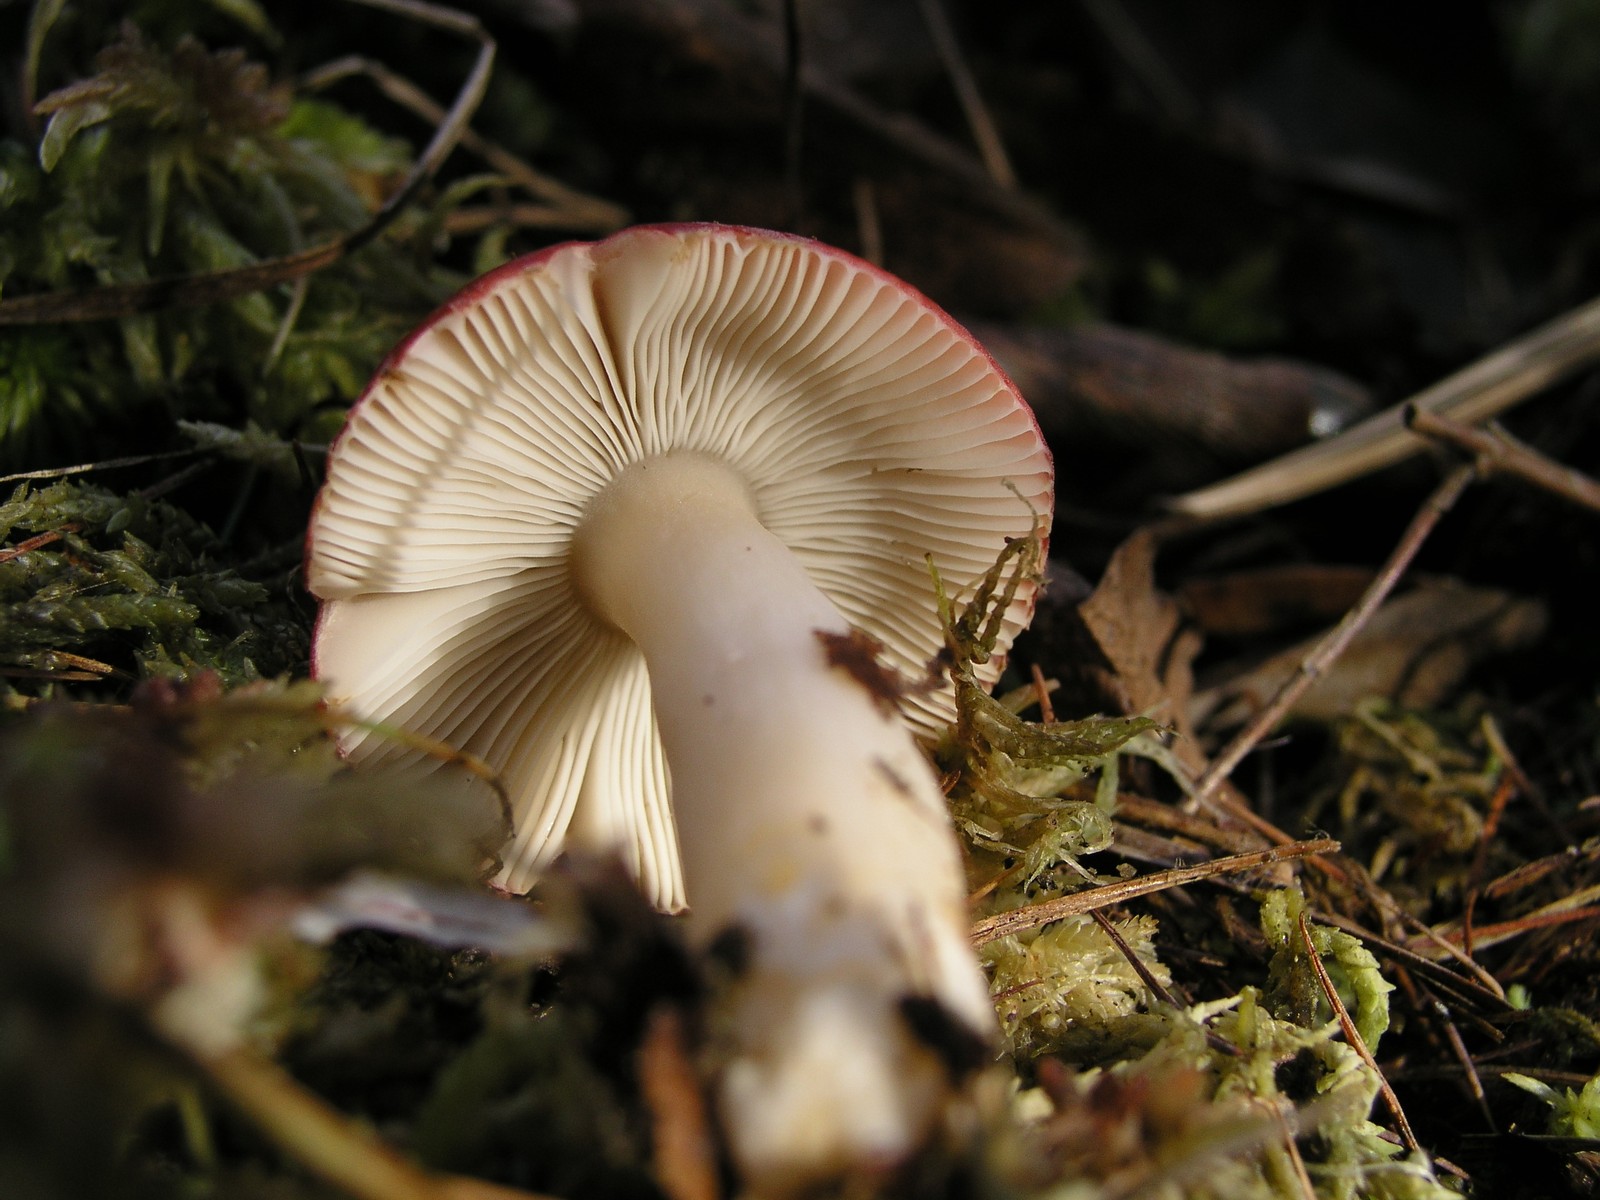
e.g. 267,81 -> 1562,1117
572,451 -> 994,1183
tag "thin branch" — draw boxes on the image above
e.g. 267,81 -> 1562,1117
1076,0 -> 1201,128
1090,909 -> 1175,1005
1345,869 -> 1511,1004
1462,768 -> 1517,959
1479,717 -> 1576,850
0,525 -> 80,563
970,837 -> 1338,945
1268,1100 -> 1319,1200
637,1008 -> 720,1200
1029,663 -> 1057,723
212,693 -> 516,833
1084,906 -> 1251,1061
1406,404 -> 1600,514
1313,907 -> 1509,1013
1423,903 -> 1600,956
440,203 -> 620,235
1189,464 -> 1477,814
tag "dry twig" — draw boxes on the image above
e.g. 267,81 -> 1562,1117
1462,769 -> 1518,959
579,0 -> 1080,247
1405,405 -> 1600,514
1188,464 -> 1479,817
0,525 -> 79,563
203,1049 -> 553,1200
970,837 -> 1338,945
0,449 -> 208,485
638,1008 -> 721,1200
1431,998 -> 1497,1133
1266,1100 -> 1319,1200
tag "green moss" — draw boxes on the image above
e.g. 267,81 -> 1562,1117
1261,886 -> 1395,1055
986,912 -> 1171,1060
935,522 -> 1158,885
1,13 -> 453,470
0,479 -> 305,690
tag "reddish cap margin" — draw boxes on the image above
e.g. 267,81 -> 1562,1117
305,223 -> 1053,681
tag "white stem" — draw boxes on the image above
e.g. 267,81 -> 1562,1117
572,452 -> 994,1187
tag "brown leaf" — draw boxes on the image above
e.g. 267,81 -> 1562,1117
1072,528 -> 1197,733
1069,531 -> 1268,840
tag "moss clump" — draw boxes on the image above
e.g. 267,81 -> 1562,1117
0,479 -> 307,693
2,11 -> 454,469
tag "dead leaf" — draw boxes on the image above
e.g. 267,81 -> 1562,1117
1191,579 -> 1548,729
1179,564 -> 1376,637
1068,531 -> 1273,842
1072,528 -> 1199,737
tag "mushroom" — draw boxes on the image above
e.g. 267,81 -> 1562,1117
306,224 -> 1053,1187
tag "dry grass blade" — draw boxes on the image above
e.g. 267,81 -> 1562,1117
1296,911 -> 1422,1156
1268,1100 -> 1319,1200
1313,910 -> 1511,1015
585,0 -> 1079,246
441,204 -> 616,234
194,691 -> 516,831
970,837 -> 1338,945
1077,0 -> 1201,127
1425,903 -> 1600,956
0,0 -> 494,326
1337,862 -> 1511,1002
1462,768 -> 1518,958
1096,1100 -> 1334,1200
1168,291 -> 1600,521
850,178 -> 884,265
915,0 -> 1017,189
1082,907 -> 1251,1060
0,650 -> 118,682
1089,909 -> 1178,1006
311,702 -> 515,831
1430,998 -> 1497,1133
0,448 -> 208,485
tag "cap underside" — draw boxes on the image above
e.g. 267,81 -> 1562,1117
308,226 -> 1052,903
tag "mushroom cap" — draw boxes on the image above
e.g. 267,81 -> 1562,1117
306,223 -> 1053,906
